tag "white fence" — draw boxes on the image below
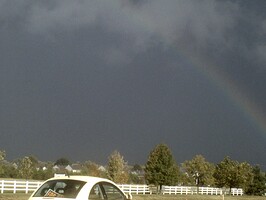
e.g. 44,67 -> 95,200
0,180 -> 42,194
162,186 -> 243,196
231,188 -> 244,196
0,180 -> 243,196
117,184 -> 151,194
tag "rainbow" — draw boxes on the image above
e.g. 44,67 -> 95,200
181,50 -> 266,137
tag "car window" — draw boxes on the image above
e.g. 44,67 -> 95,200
33,179 -> 86,198
89,184 -> 105,200
101,182 -> 125,200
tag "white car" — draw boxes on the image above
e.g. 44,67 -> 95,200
28,175 -> 132,200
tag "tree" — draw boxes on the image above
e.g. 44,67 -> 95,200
32,162 -> 54,180
107,150 -> 129,183
237,162 -> 253,190
55,157 -> 71,166
28,155 -> 39,167
213,157 -> 253,193
182,155 -> 215,188
1,164 -> 18,178
18,156 -> 34,179
0,150 -> 5,161
145,144 -> 179,192
82,161 -> 107,178
0,150 -> 6,175
129,164 -> 145,184
132,164 -> 143,173
245,165 -> 266,195
214,157 -> 234,189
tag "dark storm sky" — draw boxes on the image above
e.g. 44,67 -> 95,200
1,0 -> 266,168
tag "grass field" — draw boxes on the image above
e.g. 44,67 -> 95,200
0,193 -> 266,200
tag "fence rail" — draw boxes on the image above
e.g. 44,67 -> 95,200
117,184 -> 151,194
162,186 -> 243,196
0,180 -> 42,194
0,179 -> 243,196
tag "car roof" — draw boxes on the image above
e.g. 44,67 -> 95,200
46,175 -> 115,185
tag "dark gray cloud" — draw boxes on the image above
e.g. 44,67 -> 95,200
0,0 -> 265,168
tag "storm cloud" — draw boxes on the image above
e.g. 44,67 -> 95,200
0,0 -> 265,168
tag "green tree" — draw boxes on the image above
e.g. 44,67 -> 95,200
55,157 -> 71,166
213,157 -> 253,193
145,144 -> 179,192
1,164 -> 18,178
28,155 -> 39,167
0,150 -> 5,161
32,162 -> 54,180
18,156 -> 34,179
107,150 -> 129,184
129,164 -> 145,184
214,157 -> 234,189
132,164 -> 143,172
182,155 -> 215,188
0,150 -> 6,175
246,165 -> 266,195
129,172 -> 145,184
82,161 -> 107,178
237,162 -> 253,191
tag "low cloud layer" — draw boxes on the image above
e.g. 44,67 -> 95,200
2,0 -> 265,68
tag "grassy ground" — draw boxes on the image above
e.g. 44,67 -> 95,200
133,195 -> 266,200
0,193 -> 266,200
0,193 -> 31,200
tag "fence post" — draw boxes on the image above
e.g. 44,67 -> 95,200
26,181 -> 29,194
1,180 -> 4,193
13,180 -> 16,194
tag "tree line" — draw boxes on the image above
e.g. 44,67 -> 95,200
0,144 -> 265,196
144,144 -> 266,196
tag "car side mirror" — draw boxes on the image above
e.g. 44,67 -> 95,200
125,194 -> 132,200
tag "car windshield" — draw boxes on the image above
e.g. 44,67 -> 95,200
33,179 -> 86,198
